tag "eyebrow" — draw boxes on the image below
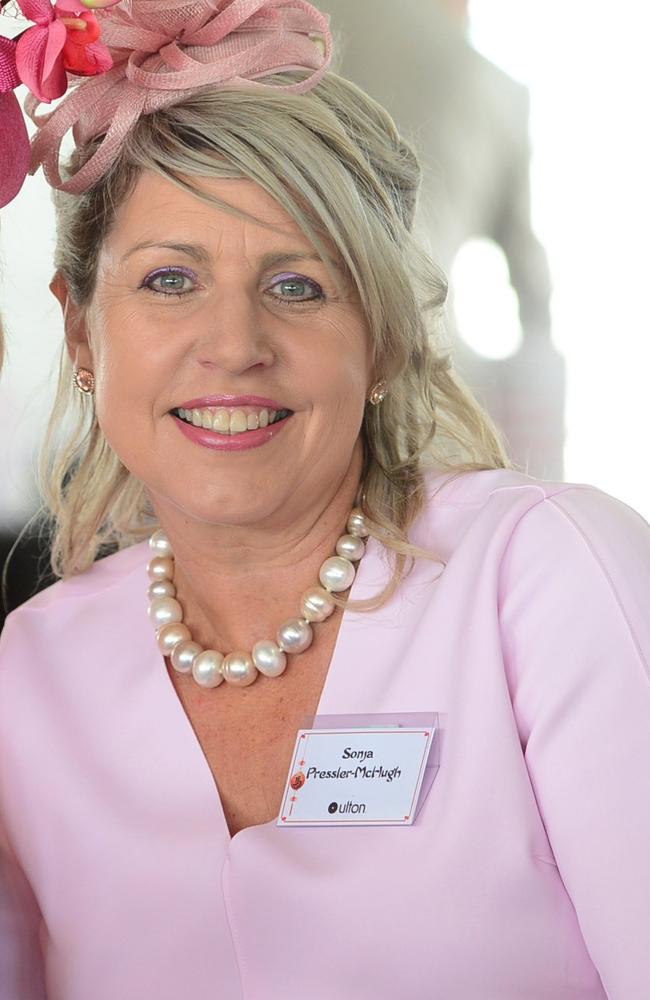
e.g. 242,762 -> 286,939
122,241 -> 341,271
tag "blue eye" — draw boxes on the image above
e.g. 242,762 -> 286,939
268,273 -> 324,305
141,267 -> 198,297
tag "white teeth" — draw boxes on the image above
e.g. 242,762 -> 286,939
177,405 -> 284,434
212,409 -> 230,434
230,410 -> 248,434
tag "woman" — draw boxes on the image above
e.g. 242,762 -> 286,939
1,2 -> 649,998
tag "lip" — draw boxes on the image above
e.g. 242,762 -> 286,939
171,412 -> 292,452
176,394 -> 288,410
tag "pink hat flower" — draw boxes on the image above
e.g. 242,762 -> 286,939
60,9 -> 112,76
0,34 -> 31,207
0,0 -> 120,205
14,0 -> 118,102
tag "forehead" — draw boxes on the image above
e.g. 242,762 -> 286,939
106,170 -> 322,257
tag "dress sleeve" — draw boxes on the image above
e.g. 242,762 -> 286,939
498,485 -> 650,999
0,822 -> 47,999
0,613 -> 48,1000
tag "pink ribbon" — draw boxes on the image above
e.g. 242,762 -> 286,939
27,0 -> 332,193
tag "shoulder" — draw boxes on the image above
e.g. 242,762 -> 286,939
437,469 -> 650,696
415,466 -> 575,549
495,475 -> 650,576
421,464 -> 647,526
0,541 -> 150,649
415,466 -> 650,579
422,465 -> 578,508
493,476 -> 650,671
418,468 -> 650,728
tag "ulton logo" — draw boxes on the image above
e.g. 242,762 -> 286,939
328,800 -> 366,815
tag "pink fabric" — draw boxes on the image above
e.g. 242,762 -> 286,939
26,0 -> 332,193
16,9 -> 68,103
0,34 -> 21,91
1,467 -> 650,998
0,36 -> 31,209
0,90 -> 31,207
13,0 -> 116,104
59,11 -> 113,77
0,0 -> 117,207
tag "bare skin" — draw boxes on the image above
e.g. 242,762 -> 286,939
167,611 -> 343,836
53,172 -> 376,837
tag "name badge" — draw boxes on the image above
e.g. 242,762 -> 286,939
278,712 -> 439,827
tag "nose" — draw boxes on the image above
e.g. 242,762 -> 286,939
194,290 -> 275,376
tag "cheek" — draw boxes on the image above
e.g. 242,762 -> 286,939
93,369 -> 149,474
305,317 -> 371,403
90,297 -> 175,399
90,322 -> 164,453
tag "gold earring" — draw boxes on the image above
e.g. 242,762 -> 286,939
73,368 -> 95,395
368,379 -> 387,406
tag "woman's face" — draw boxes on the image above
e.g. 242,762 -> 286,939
65,171 -> 373,530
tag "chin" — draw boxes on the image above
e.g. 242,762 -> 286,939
153,475 -> 289,529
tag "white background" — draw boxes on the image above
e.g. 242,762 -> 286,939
465,0 -> 649,519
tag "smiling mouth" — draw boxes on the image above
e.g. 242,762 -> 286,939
171,406 -> 293,435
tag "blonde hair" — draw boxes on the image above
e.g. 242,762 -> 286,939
43,70 -> 511,607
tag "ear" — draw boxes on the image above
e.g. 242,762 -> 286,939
50,271 -> 94,371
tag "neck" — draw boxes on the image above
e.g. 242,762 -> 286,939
150,446 -> 364,653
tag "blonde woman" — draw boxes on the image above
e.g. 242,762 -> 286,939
0,2 -> 649,998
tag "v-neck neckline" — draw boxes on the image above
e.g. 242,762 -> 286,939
139,533 -> 387,848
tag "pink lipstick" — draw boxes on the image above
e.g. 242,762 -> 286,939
172,415 -> 291,452
176,394 -> 287,410
170,397 -> 294,452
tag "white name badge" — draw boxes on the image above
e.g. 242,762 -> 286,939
278,712 -> 439,827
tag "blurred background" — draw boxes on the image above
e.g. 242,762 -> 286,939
1,0 -> 649,619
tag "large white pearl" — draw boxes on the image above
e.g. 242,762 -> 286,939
148,596 -> 183,628
171,640 -> 203,675
319,556 -> 355,593
148,579 -> 176,599
277,618 -> 313,654
347,508 -> 369,538
252,640 -> 287,677
192,650 -> 225,688
147,556 -> 174,582
336,534 -> 365,562
300,586 -> 337,623
157,622 -> 191,655
222,651 -> 258,686
149,529 -> 173,558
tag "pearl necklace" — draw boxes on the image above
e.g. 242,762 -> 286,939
146,508 -> 369,689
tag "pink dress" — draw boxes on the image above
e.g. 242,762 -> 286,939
1,468 -> 649,1000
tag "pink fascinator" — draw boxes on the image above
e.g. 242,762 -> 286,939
1,35 -> 30,207
1,0 -> 121,207
2,0 -> 331,205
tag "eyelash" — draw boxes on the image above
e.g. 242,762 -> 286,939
267,273 -> 325,307
141,267 -> 197,298
140,267 -> 325,305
